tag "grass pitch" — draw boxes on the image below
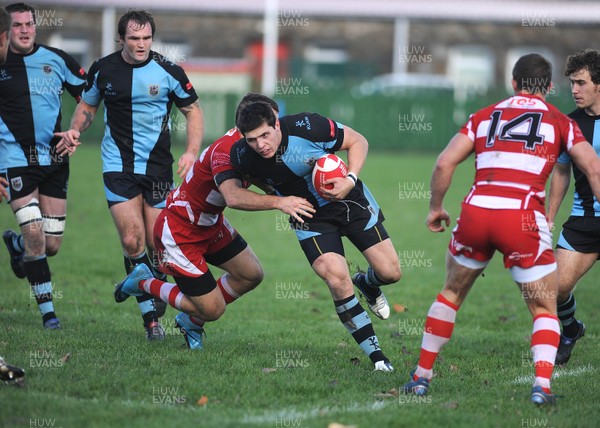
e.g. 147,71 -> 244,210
1,145 -> 598,428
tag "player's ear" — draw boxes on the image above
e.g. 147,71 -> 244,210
511,78 -> 518,92
275,118 -> 280,130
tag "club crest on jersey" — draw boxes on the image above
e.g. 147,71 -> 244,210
149,85 -> 159,96
11,177 -> 23,192
43,65 -> 52,74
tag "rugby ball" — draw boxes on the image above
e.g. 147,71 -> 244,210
311,154 -> 348,197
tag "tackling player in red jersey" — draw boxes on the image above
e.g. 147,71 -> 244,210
402,53 -> 600,405
114,93 -> 314,349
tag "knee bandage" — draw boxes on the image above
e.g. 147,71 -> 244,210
43,215 -> 66,236
14,198 -> 43,228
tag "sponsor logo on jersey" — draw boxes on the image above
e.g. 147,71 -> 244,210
43,65 -> 52,74
0,69 -> 12,81
185,82 -> 193,91
10,177 -> 23,192
149,84 -> 159,96
105,82 -> 116,96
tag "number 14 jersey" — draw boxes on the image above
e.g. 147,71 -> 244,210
459,94 -> 587,212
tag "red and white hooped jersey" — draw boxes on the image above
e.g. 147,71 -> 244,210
166,127 -> 242,226
459,94 -> 587,212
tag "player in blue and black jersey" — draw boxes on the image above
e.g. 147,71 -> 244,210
1,3 -> 86,329
0,6 -> 10,200
56,10 -> 204,340
547,49 -> 600,365
232,101 -> 402,371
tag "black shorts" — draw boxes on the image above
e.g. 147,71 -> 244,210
103,172 -> 173,208
294,182 -> 389,265
3,164 -> 69,201
173,234 -> 248,297
556,215 -> 600,257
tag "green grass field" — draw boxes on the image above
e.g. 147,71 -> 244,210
1,146 -> 598,428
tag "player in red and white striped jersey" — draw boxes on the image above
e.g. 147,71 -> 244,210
114,93 -> 314,349
402,53 -> 600,405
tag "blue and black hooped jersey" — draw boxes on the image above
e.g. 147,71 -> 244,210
83,50 -> 198,178
0,44 -> 86,168
557,108 -> 600,216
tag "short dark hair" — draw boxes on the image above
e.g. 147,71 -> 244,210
236,101 -> 277,136
512,53 -> 552,95
0,7 -> 10,34
5,2 -> 35,22
118,9 -> 155,40
235,92 -> 279,125
565,49 -> 600,85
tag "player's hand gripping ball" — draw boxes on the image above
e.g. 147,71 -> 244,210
311,154 -> 348,198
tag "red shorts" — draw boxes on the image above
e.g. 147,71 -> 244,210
449,204 -> 555,270
153,210 -> 239,278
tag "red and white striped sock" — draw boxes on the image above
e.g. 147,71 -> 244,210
217,274 -> 241,304
414,293 -> 459,381
139,278 -> 185,310
531,313 -> 560,393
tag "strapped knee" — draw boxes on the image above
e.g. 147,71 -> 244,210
43,215 -> 66,237
14,198 -> 43,228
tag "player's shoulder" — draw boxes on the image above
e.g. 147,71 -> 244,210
230,137 -> 256,169
150,51 -> 187,76
34,44 -> 75,63
90,52 -> 122,70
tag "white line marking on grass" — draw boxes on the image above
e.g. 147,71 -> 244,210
510,364 -> 595,385
240,400 -> 390,425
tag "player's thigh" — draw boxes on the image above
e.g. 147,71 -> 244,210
304,233 -> 353,300
142,203 -> 163,252
359,237 -> 401,282
555,248 -> 598,291
212,242 -> 264,288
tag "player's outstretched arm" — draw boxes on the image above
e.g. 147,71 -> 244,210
54,100 -> 98,156
569,142 -> 600,202
219,178 -> 315,223
177,100 -> 204,178
547,162 -> 571,229
428,133 -> 474,232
